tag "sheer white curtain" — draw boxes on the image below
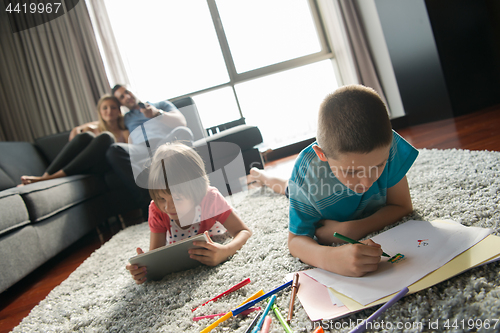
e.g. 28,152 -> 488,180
317,0 -> 389,113
86,0 -> 130,88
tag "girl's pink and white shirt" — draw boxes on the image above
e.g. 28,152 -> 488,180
148,186 -> 231,244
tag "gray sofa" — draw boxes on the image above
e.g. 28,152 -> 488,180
173,97 -> 264,177
0,135 -> 141,294
0,97 -> 263,293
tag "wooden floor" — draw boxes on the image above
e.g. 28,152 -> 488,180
1,106 -> 500,332
395,105 -> 500,151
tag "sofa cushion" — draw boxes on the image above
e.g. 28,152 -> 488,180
199,125 -> 263,151
0,168 -> 16,192
0,142 -> 48,190
10,175 -> 108,223
0,192 -> 30,236
0,225 -> 47,293
34,196 -> 106,260
34,131 -> 71,164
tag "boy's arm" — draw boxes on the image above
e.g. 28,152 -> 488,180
288,232 -> 383,277
189,211 -> 252,266
316,176 -> 413,243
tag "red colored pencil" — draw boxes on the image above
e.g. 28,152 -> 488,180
192,278 -> 251,311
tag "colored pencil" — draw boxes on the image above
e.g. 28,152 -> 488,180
200,289 -> 264,333
272,303 -> 293,333
334,232 -> 391,257
349,287 -> 409,333
232,280 -> 293,316
192,278 -> 251,311
193,307 -> 261,321
251,295 -> 276,333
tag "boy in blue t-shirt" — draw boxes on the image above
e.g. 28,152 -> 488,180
249,85 -> 418,277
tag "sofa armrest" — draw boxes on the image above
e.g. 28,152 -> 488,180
34,131 -> 71,164
200,125 -> 263,151
206,118 -> 246,136
172,97 -> 207,142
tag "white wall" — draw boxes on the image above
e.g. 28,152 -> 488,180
354,0 -> 405,118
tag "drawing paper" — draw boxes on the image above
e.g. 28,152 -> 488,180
292,233 -> 500,321
304,220 -> 492,305
285,271 -> 348,321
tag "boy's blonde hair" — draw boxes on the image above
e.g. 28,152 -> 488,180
316,85 -> 392,159
148,143 -> 209,209
96,95 -> 126,133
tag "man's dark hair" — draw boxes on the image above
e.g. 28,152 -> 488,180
111,84 -> 124,96
316,84 -> 393,159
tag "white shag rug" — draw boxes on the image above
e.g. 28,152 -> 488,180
12,149 -> 500,333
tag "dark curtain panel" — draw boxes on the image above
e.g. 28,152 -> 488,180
0,0 -> 109,142
337,0 -> 388,108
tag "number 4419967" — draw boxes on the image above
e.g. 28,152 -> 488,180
5,2 -> 62,14
444,319 -> 499,330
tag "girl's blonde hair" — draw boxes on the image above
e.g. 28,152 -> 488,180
96,95 -> 126,133
148,143 -> 209,209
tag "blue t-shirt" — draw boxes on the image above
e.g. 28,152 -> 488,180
288,131 -> 418,238
124,100 -> 177,143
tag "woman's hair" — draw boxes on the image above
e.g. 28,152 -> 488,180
96,95 -> 126,133
148,143 -> 209,209
316,85 -> 393,159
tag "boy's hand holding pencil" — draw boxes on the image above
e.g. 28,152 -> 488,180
322,239 -> 383,277
333,232 -> 391,257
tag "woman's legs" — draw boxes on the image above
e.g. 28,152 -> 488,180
46,132 -> 96,174
247,167 -> 289,195
21,132 -> 95,185
20,132 -> 114,185
62,132 -> 115,176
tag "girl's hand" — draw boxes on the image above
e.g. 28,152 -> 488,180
189,232 -> 230,266
125,247 -> 148,284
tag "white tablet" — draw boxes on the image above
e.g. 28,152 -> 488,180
128,233 -> 208,281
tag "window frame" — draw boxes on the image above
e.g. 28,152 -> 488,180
170,0 -> 335,119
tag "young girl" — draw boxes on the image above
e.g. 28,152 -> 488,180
126,143 -> 252,284
20,95 -> 129,185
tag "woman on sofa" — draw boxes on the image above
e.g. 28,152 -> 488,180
20,95 -> 129,185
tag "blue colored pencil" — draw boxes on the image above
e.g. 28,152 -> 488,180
231,280 -> 292,316
251,295 -> 276,333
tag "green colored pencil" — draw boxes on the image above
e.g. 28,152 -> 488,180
271,303 -> 293,333
333,232 -> 391,257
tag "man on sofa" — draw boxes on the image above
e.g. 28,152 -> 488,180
107,85 -> 194,219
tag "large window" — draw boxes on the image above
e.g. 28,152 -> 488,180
100,0 -> 340,149
216,0 -> 322,73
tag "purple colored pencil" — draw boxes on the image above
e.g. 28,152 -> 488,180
349,287 -> 409,333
